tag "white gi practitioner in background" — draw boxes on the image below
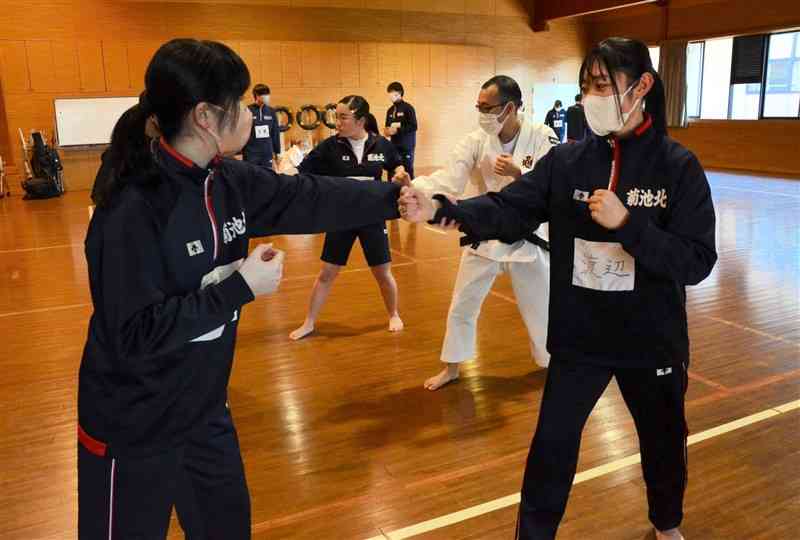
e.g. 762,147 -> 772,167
396,75 -> 559,390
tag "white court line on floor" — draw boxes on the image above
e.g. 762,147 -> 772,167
365,398 -> 800,540
0,243 -> 81,254
492,288 -> 798,349
701,315 -> 800,347
281,261 -> 417,283
488,289 -> 518,305
391,248 -> 419,264
711,185 -> 800,199
0,302 -> 91,319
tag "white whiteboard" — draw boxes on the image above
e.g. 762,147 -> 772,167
54,97 -> 139,147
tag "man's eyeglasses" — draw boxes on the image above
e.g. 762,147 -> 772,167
475,101 -> 509,114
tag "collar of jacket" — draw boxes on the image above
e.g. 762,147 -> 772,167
336,132 -> 379,154
593,112 -> 655,150
613,112 -> 654,144
158,138 -> 222,184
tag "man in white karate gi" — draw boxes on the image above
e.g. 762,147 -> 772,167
396,75 -> 559,390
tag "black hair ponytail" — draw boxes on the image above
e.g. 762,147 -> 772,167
91,100 -> 156,207
96,39 -> 250,208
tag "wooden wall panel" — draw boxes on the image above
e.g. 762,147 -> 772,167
430,45 -> 448,88
281,42 -> 303,88
0,0 -> 591,190
339,43 -> 360,88
260,41 -> 283,88
585,0 -> 800,45
0,0 -> 540,43
377,43 -> 399,86
238,40 -> 263,93
400,11 -> 467,45
411,44 -> 431,88
446,46 -> 467,87
52,40 -> 81,94
0,90 -> 9,165
76,40 -> 105,93
127,41 -> 159,94
5,94 -> 55,139
300,42 -> 324,88
320,42 -> 343,89
0,41 -> 31,92
26,41 -> 56,93
671,121 -> 800,176
101,41 -> 130,92
358,43 -> 380,87
397,44 -> 414,87
475,46 -> 496,86
376,43 -> 414,88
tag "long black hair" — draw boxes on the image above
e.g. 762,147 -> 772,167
579,37 -> 667,136
364,113 -> 380,136
93,39 -> 250,208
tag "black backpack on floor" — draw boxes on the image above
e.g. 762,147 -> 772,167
22,131 -> 64,200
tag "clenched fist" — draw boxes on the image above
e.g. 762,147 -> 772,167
588,189 -> 630,230
494,153 -> 522,179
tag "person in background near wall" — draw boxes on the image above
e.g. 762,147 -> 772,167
384,81 -> 418,178
544,100 -> 567,143
566,93 -> 587,143
242,84 -> 281,170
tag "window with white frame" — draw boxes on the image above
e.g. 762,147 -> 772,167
686,30 -> 800,120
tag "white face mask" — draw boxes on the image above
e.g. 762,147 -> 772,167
478,103 -> 510,137
583,81 -> 641,137
389,92 -> 401,103
260,95 -> 271,106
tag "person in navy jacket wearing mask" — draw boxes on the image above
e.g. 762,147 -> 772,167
384,81 -> 418,178
242,83 -> 281,170
400,37 -> 716,540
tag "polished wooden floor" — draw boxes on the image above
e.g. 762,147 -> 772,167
0,170 -> 798,539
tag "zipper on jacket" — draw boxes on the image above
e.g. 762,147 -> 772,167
204,172 -> 219,260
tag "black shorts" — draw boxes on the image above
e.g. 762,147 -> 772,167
321,222 -> 391,267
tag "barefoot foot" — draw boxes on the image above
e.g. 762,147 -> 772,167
389,315 -> 404,332
656,528 -> 684,540
289,320 -> 315,341
424,364 -> 460,391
